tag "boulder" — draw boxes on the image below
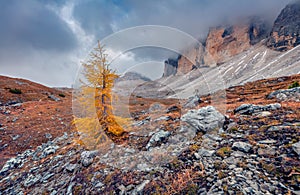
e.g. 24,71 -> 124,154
196,148 -> 215,157
181,106 -> 225,133
232,142 -> 252,153
183,95 -> 202,108
234,103 -> 281,115
267,87 -> 300,101
48,95 -> 61,102
146,130 -> 171,149
81,151 -> 97,167
292,141 -> 300,157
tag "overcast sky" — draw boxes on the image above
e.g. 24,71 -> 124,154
0,0 -> 292,87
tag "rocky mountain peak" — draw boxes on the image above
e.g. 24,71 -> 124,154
163,58 -> 178,77
201,16 -> 270,66
116,71 -> 151,82
267,0 -> 300,51
163,16 -> 269,76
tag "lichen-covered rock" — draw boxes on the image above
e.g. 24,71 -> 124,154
234,103 -> 281,115
183,94 -> 202,108
232,142 -> 252,153
267,87 -> 300,101
24,174 -> 41,187
146,130 -> 171,150
181,106 -> 225,133
80,151 -> 97,167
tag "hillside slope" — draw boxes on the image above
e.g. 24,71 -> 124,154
0,74 -> 299,194
133,43 -> 300,99
0,76 -> 73,168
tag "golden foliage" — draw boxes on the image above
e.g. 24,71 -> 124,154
73,41 -> 129,149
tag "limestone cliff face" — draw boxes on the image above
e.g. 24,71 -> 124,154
267,1 -> 300,51
162,17 -> 269,76
203,24 -> 251,66
204,17 -> 268,65
176,44 -> 205,75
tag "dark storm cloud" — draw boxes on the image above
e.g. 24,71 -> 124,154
0,0 -> 77,51
0,0 -> 294,86
73,0 -> 291,40
73,0 -> 128,40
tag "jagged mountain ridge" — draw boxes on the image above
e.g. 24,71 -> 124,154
115,71 -> 151,82
163,1 -> 300,77
267,0 -> 300,51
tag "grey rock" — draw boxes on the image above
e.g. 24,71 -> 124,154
10,134 -> 20,141
42,173 -> 54,182
50,190 -> 57,195
48,95 -> 61,101
258,139 -> 277,144
45,133 -> 52,139
181,106 -> 225,133
204,134 -> 223,142
11,103 -> 22,107
41,145 -> 59,158
267,1 -> 300,51
154,116 -> 171,122
258,111 -> 272,117
137,163 -> 151,172
183,95 -> 202,108
232,142 -> 252,153
124,148 -> 136,154
66,163 -> 77,172
95,181 -> 104,188
197,148 -> 215,157
24,174 -> 41,187
163,58 -> 178,77
234,103 -> 281,115
267,87 -> 300,101
118,184 -> 126,195
0,157 -> 23,175
149,103 -> 162,112
146,130 -> 171,149
81,150 -> 97,167
12,117 -> 18,122
134,180 -> 150,195
133,117 -> 150,127
67,182 -> 75,195
292,141 -> 300,157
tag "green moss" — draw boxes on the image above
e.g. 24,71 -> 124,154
288,81 -> 300,89
216,147 -> 232,158
58,93 -> 65,97
9,88 -> 22,94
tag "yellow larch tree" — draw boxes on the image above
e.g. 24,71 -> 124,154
73,41 -> 129,149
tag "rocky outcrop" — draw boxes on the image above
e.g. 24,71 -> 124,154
162,58 -> 178,77
181,106 -> 225,133
116,72 -> 151,82
176,43 -> 205,75
234,103 -> 281,115
267,87 -> 300,102
163,17 -> 269,76
267,1 -> 300,51
183,94 -> 202,108
203,24 -> 250,65
203,17 -> 269,65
